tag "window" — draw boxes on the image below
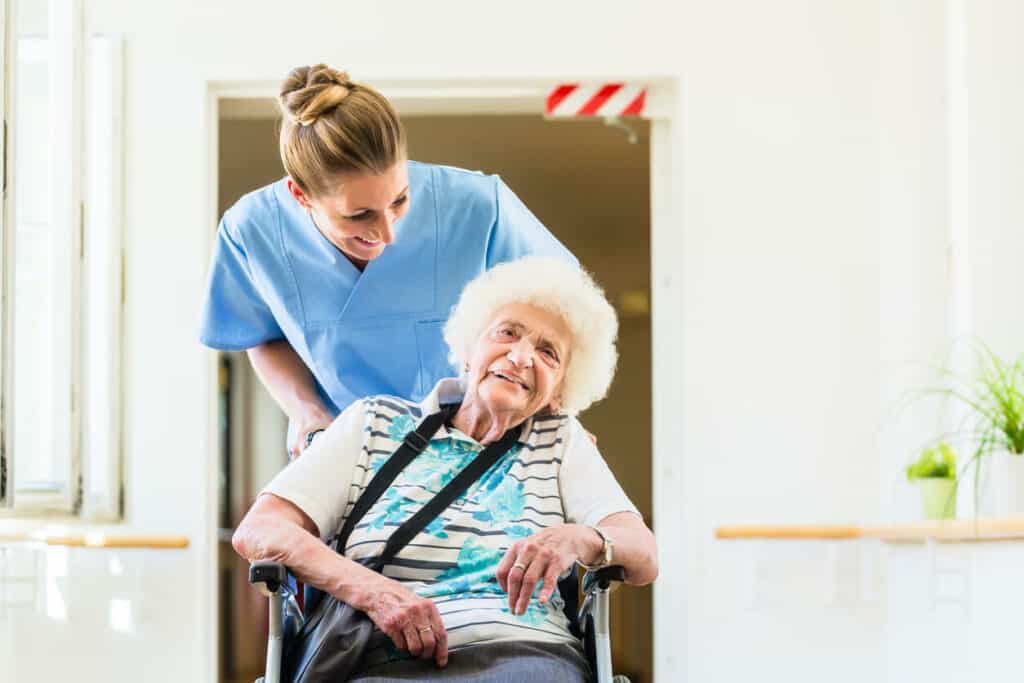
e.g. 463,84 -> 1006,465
1,0 -> 124,518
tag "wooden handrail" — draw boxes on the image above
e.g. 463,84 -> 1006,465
715,525 -> 861,540
0,533 -> 190,549
862,518 -> 1024,541
716,518 -> 1024,542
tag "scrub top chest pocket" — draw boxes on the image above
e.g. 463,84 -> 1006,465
305,318 -> 427,409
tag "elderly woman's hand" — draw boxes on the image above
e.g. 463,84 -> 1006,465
363,576 -> 449,666
496,524 -> 600,616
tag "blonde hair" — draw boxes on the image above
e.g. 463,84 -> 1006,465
278,64 -> 406,197
443,257 -> 619,415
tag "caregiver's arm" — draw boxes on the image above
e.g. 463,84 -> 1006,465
233,493 -> 449,665
247,339 -> 332,457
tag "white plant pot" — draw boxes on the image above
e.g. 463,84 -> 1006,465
988,451 -> 1024,517
957,456 -> 986,517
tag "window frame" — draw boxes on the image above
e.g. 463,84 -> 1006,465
80,31 -> 124,520
0,0 -> 124,520
4,0 -> 82,514
0,0 -> 10,507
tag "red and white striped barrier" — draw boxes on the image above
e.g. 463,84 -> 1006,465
545,83 -> 646,117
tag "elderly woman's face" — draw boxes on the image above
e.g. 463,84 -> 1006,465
464,303 -> 572,417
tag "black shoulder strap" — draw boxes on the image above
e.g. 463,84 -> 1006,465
332,404 -> 456,552
377,423 -> 522,568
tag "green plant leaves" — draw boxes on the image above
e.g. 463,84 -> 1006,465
942,342 -> 1024,457
906,442 -> 957,480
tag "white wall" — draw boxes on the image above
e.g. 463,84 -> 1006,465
878,0 -> 952,525
964,0 -> 1024,355
3,0 -> 1023,681
675,2 -> 887,679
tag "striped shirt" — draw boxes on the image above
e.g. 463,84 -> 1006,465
263,378 -> 638,663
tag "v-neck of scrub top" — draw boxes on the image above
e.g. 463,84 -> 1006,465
275,162 -> 437,327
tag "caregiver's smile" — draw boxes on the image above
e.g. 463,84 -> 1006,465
288,162 -> 410,269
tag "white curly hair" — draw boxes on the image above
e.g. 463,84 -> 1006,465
443,257 -> 619,415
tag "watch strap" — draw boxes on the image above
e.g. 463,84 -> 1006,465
579,525 -> 613,570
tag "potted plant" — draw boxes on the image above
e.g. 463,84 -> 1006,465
906,442 -> 957,519
941,343 -> 1024,516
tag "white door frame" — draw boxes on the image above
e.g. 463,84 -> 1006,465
203,75 -> 686,682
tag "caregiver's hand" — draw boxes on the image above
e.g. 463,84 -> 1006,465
247,339 -> 335,458
363,575 -> 448,667
289,406 -> 333,459
496,524 -> 597,616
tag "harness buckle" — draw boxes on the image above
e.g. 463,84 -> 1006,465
403,429 -> 430,453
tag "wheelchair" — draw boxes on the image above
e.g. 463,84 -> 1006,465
249,560 -> 632,683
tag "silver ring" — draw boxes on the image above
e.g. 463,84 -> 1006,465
512,561 -> 527,572
418,625 -> 432,633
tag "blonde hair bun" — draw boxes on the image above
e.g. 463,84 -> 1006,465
279,64 -> 353,127
278,63 -> 406,197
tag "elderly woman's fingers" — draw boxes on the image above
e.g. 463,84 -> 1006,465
505,566 -> 523,612
400,598 -> 448,661
506,546 -> 539,614
429,607 -> 449,667
402,623 -> 429,659
537,561 -> 564,606
504,553 -> 533,612
388,625 -> 408,652
366,579 -> 450,661
515,558 -> 550,616
495,543 -> 522,593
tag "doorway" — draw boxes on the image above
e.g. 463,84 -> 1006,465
214,102 -> 655,683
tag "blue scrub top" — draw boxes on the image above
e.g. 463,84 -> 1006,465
199,160 -> 576,416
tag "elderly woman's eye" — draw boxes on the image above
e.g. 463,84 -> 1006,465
541,347 -> 559,362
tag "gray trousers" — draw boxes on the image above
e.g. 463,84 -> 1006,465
347,640 -> 591,682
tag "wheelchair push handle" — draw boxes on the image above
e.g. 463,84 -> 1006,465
578,565 -> 627,683
579,565 -> 626,622
249,560 -> 288,596
582,565 -> 626,593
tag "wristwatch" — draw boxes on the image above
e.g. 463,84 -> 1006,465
580,526 -> 614,570
305,429 -> 325,448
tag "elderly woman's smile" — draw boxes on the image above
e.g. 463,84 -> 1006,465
455,303 -> 572,443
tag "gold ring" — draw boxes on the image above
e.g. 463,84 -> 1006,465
418,626 -> 432,633
512,561 -> 527,571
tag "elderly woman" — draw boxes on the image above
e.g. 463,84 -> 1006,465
232,257 -> 658,681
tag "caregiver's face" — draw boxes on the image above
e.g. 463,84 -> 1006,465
288,162 -> 410,267
466,303 -> 571,418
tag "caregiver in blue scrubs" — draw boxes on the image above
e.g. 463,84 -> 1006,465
200,64 -> 576,457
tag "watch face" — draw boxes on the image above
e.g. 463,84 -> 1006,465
594,527 -> 612,566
